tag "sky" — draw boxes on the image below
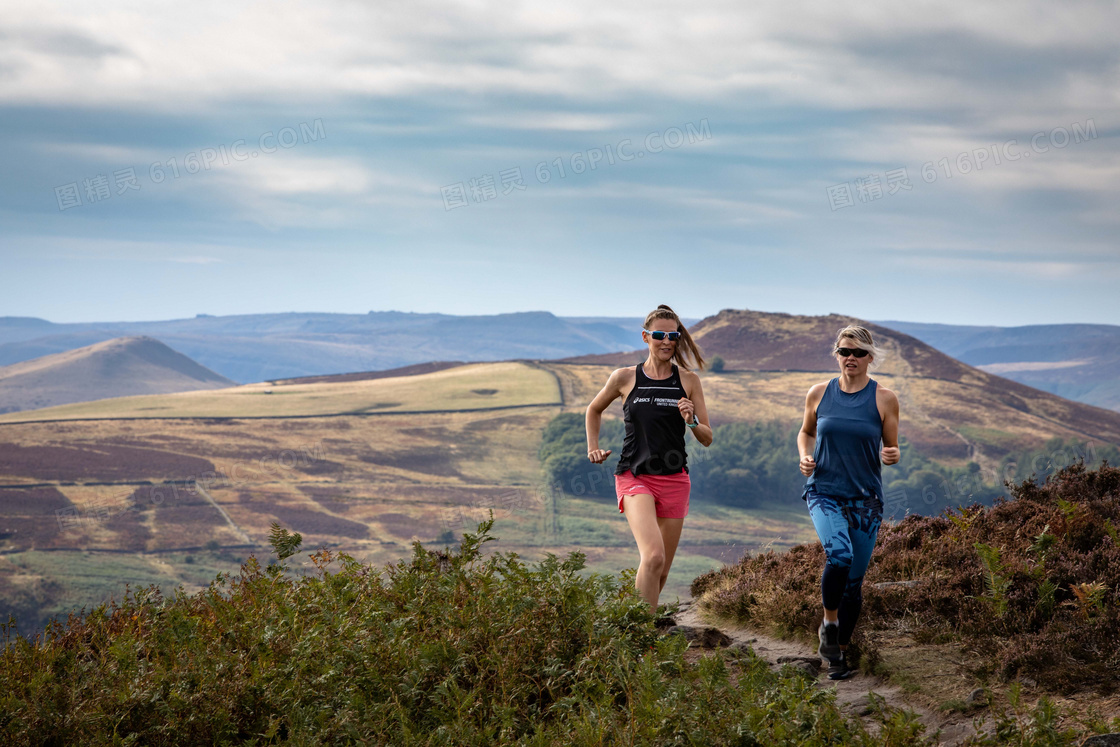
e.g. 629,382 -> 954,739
1,1 -> 1118,327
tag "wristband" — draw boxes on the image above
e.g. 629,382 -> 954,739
686,417 -> 698,428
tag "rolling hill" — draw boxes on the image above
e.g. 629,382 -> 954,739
879,320 -> 1120,413
0,312 -> 652,383
0,357 -> 805,635
563,308 -> 1120,463
4,313 -> 1117,415
3,307 -> 1119,637
0,336 -> 235,415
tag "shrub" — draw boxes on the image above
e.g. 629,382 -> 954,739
0,518 -> 936,746
694,462 -> 1120,694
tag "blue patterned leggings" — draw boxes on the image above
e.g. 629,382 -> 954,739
805,486 -> 883,646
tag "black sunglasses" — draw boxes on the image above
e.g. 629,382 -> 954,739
644,329 -> 681,341
835,347 -> 869,358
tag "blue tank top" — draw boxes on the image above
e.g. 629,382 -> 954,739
803,378 -> 883,500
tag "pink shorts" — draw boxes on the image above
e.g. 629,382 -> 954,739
615,470 -> 691,519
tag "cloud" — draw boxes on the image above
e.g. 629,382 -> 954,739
892,255 -> 1116,281
0,1 -> 1115,116
0,27 -> 129,60
166,255 -> 224,264
463,112 -> 632,132
2,0 -> 1118,325
213,154 -> 377,197
35,141 -> 160,163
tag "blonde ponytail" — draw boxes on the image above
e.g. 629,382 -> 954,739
644,305 -> 706,371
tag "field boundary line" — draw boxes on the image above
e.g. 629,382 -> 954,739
0,479 -> 196,490
0,544 -> 260,556
0,401 -> 564,426
524,361 -> 565,407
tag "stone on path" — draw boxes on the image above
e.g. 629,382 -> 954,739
664,625 -> 733,649
846,695 -> 875,717
1082,735 -> 1120,747
777,655 -> 823,673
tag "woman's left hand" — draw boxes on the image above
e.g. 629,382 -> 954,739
678,398 -> 695,424
880,446 -> 900,465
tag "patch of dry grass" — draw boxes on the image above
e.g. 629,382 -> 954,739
694,463 -> 1120,695
0,361 -> 560,422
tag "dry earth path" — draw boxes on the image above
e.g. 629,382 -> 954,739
194,482 -> 252,545
673,600 -> 992,745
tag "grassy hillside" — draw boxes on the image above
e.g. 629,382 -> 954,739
558,306 -> 1120,471
2,360 -> 811,635
0,520 -> 1072,746
5,307 -> 1120,644
0,336 -> 234,414
693,463 -> 1120,731
0,361 -> 560,421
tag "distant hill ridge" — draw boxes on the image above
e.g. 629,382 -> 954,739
2,310 -> 1119,412
3,307 -> 1120,652
878,320 -> 1120,412
565,308 -> 1012,379
0,336 -> 235,414
0,312 -> 648,383
562,308 -> 1120,453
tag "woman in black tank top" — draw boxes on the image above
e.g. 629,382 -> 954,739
586,305 -> 713,614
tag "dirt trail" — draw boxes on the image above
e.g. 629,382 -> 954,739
194,482 -> 252,545
675,601 -> 990,745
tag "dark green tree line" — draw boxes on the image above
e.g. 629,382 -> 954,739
547,413 -> 1120,517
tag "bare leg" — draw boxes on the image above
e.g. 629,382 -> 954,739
656,516 -> 685,595
622,494 -> 666,612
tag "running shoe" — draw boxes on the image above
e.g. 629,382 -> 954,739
818,621 -> 841,663
827,651 -> 856,680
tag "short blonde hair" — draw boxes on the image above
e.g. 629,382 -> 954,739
833,325 -> 884,371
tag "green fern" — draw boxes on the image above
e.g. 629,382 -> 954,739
1056,498 -> 1078,521
948,508 -> 978,536
1104,519 -> 1120,546
974,542 -> 1011,618
268,522 -> 303,560
1029,524 -> 1057,564
1036,578 -> 1058,619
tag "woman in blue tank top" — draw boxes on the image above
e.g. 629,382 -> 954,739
797,325 -> 900,679
586,305 -> 713,614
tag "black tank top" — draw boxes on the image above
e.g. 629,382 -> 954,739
615,363 -> 689,477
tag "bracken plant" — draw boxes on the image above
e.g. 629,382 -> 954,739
0,516 -> 953,746
693,462 -> 1120,695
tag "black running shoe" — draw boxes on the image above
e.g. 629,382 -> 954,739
827,651 -> 856,681
818,621 -> 841,663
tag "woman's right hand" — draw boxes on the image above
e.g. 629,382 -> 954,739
799,455 -> 816,476
588,449 -> 612,464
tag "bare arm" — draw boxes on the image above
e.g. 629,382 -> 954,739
879,387 -> 900,465
679,371 -> 713,447
798,384 -> 826,476
586,368 -> 627,463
